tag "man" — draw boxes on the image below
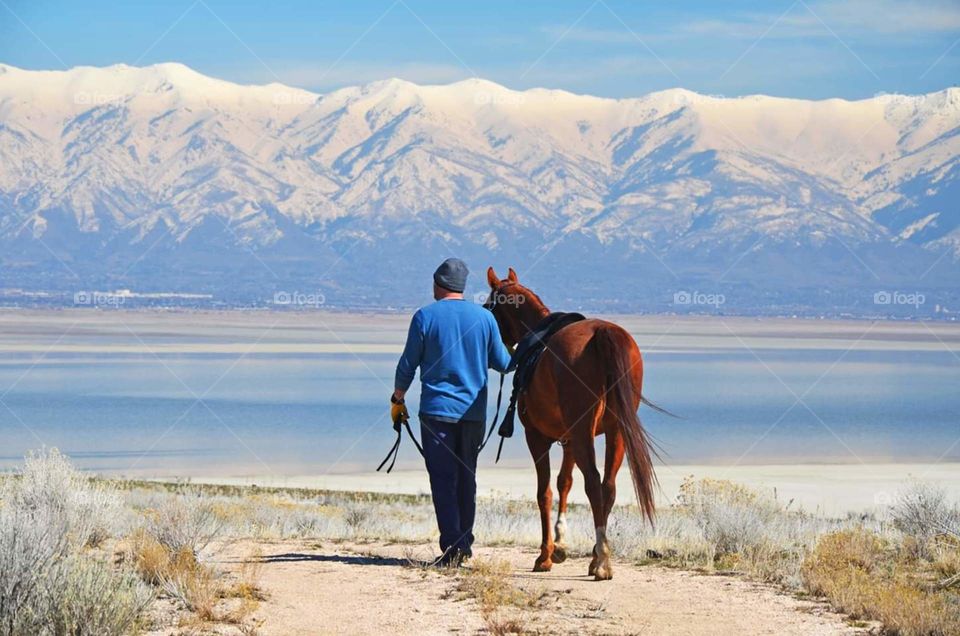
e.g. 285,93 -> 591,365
392,257 -> 512,566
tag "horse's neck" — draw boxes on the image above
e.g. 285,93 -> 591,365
516,301 -> 550,338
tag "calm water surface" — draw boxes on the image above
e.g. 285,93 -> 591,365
0,311 -> 957,475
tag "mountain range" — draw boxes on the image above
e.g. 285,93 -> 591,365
0,62 -> 957,315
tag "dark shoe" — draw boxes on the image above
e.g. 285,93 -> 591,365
431,548 -> 468,568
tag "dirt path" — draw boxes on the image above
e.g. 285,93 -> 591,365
204,540 -> 869,636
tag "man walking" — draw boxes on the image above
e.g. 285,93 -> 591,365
392,257 -> 512,565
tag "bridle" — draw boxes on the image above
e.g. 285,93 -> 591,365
483,282 -> 522,337
482,283 -> 508,312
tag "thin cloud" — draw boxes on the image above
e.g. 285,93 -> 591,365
684,0 -> 960,38
543,0 -> 960,45
538,25 -> 646,45
816,0 -> 960,34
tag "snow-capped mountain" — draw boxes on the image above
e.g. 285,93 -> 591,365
0,62 -> 957,313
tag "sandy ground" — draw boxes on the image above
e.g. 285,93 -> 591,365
174,540 -> 872,636
4,310 -> 958,354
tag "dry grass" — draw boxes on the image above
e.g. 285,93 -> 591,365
128,529 -> 220,620
456,559 -> 528,612
483,611 -> 528,635
452,558 -> 545,635
219,548 -> 267,631
802,529 -> 960,636
127,528 -> 266,631
226,550 -> 266,603
119,475 -> 957,635
405,552 -> 540,633
8,451 -> 960,636
931,536 -> 960,587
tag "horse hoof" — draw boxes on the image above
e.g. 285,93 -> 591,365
533,560 -> 553,572
552,545 -> 567,563
593,557 -> 613,580
588,546 -> 599,575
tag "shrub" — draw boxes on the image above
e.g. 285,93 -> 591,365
0,450 -> 150,636
130,527 -> 220,620
158,559 -> 220,621
678,477 -> 781,555
4,448 -> 122,548
144,494 -> 225,556
892,482 -> 960,558
343,505 -> 370,535
803,529 -> 960,636
43,556 -> 152,636
0,505 -> 69,634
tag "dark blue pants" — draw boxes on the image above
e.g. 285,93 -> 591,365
420,416 -> 484,555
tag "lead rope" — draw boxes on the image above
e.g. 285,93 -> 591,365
495,397 -> 518,463
478,373 -> 505,452
377,416 -> 423,473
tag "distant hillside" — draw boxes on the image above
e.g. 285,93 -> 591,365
0,63 -> 957,315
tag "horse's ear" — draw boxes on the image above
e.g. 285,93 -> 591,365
507,268 -> 518,283
487,267 -> 500,289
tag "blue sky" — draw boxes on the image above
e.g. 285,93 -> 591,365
1,0 -> 957,98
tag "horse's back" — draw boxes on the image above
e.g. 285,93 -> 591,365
521,318 -> 643,436
547,318 -> 640,362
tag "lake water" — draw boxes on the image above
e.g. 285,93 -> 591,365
0,310 -> 958,477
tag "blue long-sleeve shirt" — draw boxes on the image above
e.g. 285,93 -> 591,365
395,298 -> 512,422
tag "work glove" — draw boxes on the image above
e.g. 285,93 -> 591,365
390,394 -> 410,430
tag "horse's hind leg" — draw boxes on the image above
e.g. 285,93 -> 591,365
593,428 -> 625,579
552,445 -> 574,564
602,428 -> 625,522
568,422 -> 612,580
524,426 -> 555,572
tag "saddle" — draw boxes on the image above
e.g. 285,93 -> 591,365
484,311 -> 586,460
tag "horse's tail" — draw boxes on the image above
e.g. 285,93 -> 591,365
594,326 -> 658,525
640,395 -> 681,419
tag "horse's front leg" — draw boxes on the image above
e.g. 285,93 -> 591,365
525,427 -> 554,572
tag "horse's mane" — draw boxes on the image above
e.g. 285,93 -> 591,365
501,281 -> 549,316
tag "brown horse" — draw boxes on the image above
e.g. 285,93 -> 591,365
484,267 -> 657,580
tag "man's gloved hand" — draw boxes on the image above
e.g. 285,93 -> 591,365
390,394 -> 410,429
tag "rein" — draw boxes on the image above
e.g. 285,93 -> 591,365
478,372 -> 505,454
479,285 -> 516,461
376,414 -> 424,473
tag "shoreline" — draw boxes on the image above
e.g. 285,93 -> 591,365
2,310 -> 959,356
1,305 -> 958,324
140,461 -> 960,517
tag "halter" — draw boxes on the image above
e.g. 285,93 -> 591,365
482,283 -> 510,312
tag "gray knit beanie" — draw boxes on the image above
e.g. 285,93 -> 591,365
433,258 -> 469,292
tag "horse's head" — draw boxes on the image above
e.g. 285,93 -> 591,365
484,267 -> 550,347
